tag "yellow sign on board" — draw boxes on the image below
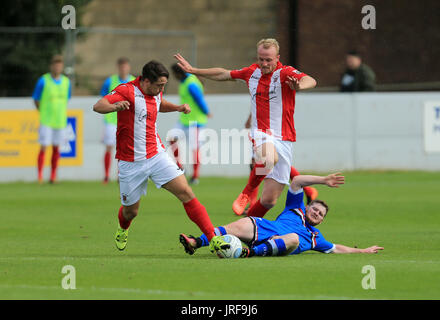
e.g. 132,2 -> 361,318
0,109 -> 83,167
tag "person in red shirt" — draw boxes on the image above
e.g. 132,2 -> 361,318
243,112 -> 318,214
174,38 -> 317,218
93,60 -> 216,250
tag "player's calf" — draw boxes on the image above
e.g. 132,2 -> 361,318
122,205 -> 139,221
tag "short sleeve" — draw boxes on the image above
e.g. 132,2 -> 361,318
230,65 -> 257,82
285,188 -> 305,210
100,77 -> 111,97
282,66 -> 307,81
68,80 -> 72,100
32,76 -> 45,101
104,83 -> 130,104
313,235 -> 335,254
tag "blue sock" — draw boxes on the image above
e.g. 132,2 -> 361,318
198,226 -> 227,247
215,226 -> 227,236
252,238 -> 287,256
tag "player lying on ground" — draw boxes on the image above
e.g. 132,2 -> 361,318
180,173 -> 384,257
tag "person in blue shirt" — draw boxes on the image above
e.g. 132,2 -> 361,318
180,172 -> 384,257
100,57 -> 136,184
168,63 -> 211,185
32,54 -> 72,184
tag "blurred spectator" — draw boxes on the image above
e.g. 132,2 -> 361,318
100,57 -> 135,184
340,51 -> 376,92
33,54 -> 71,184
168,63 -> 211,185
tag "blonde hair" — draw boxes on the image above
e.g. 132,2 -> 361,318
257,38 -> 280,54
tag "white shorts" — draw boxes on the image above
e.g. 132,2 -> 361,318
38,125 -> 66,146
250,131 -> 294,186
167,123 -> 206,151
118,151 -> 184,206
103,123 -> 117,146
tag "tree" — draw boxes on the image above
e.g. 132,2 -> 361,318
0,0 -> 91,96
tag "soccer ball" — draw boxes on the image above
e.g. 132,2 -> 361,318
216,235 -> 243,259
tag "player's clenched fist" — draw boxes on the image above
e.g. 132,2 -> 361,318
179,103 -> 191,114
114,101 -> 130,112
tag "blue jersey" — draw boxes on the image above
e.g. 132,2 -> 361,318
252,188 -> 335,255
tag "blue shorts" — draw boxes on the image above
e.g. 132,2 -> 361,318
249,216 -> 297,246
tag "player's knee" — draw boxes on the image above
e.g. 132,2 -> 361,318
178,185 -> 195,203
284,234 -> 299,252
260,196 -> 277,208
264,151 -> 278,169
225,219 -> 253,242
265,160 -> 275,172
286,234 -> 299,247
231,221 -> 247,235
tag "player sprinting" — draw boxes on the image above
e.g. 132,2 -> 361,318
93,60 -> 222,251
33,54 -> 72,184
180,172 -> 384,257
168,63 -> 211,185
174,38 -> 317,219
99,57 -> 136,184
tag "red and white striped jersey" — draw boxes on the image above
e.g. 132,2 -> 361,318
104,77 -> 165,162
230,61 -> 307,142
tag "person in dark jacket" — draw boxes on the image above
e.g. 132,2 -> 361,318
340,51 -> 376,92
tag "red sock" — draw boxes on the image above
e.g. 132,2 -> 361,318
246,199 -> 269,218
37,149 -> 45,180
290,166 -> 300,180
50,146 -> 60,181
249,185 -> 259,206
304,186 -> 314,198
192,149 -> 200,179
183,198 -> 215,241
118,206 -> 132,230
243,164 -> 266,196
104,151 -> 111,180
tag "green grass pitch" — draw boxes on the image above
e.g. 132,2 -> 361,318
1,171 -> 439,299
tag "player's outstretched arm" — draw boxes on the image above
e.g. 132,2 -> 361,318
160,99 -> 191,114
290,173 -> 345,192
174,53 -> 232,81
285,75 -> 317,91
333,244 -> 384,254
93,97 -> 129,114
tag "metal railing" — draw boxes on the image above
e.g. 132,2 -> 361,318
0,26 -> 197,84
